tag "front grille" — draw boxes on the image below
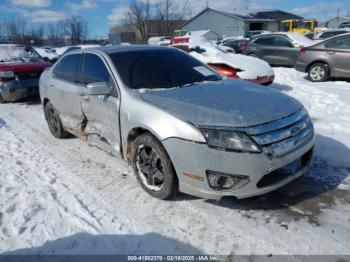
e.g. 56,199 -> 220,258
16,72 -> 41,80
257,148 -> 313,188
246,108 -> 314,157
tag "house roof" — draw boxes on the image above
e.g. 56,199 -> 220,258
248,10 -> 303,20
181,7 -> 303,28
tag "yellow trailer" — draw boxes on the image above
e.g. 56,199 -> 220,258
281,19 -> 318,34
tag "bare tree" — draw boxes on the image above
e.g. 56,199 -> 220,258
66,15 -> 89,44
156,0 -> 191,35
5,19 -> 27,44
126,0 -> 152,41
27,24 -> 45,45
0,21 -> 4,43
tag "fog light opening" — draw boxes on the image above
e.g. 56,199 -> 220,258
206,170 -> 249,190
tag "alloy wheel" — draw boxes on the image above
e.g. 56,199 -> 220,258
136,145 -> 165,191
310,66 -> 325,81
47,106 -> 60,135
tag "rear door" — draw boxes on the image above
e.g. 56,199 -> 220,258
324,35 -> 350,77
80,52 -> 121,155
273,36 -> 299,66
49,53 -> 85,133
252,36 -> 276,64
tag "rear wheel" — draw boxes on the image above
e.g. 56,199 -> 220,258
131,133 -> 179,200
44,102 -> 68,138
308,63 -> 330,82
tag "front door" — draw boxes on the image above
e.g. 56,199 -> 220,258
49,53 -> 85,133
273,36 -> 299,66
80,52 -> 121,155
324,35 -> 350,77
253,36 -> 276,64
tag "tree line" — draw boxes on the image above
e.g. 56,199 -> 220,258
0,15 -> 89,46
0,0 -> 193,46
120,0 -> 192,41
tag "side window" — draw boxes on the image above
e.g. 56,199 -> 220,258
81,53 -> 111,84
274,36 -> 293,47
54,54 -> 81,83
254,37 -> 274,46
325,36 -> 350,49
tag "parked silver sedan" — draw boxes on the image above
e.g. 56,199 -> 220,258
40,45 -> 315,200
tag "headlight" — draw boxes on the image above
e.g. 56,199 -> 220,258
200,128 -> 261,153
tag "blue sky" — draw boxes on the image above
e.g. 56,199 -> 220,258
0,0 -> 349,38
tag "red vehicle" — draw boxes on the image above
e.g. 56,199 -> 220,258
0,44 -> 51,103
171,43 -> 274,85
170,30 -> 190,44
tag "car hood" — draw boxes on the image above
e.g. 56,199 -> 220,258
139,79 -> 303,128
0,61 -> 51,73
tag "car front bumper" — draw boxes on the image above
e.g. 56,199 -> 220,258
162,130 -> 314,200
0,79 -> 39,102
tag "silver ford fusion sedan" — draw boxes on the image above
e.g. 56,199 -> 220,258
40,45 -> 315,200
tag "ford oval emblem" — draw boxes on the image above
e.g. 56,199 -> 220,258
290,126 -> 301,136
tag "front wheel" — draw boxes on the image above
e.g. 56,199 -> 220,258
308,63 -> 330,82
131,133 -> 179,200
44,101 -> 68,138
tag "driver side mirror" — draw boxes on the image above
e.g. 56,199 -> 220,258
87,82 -> 111,95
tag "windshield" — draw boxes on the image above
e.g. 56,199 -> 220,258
298,21 -> 313,30
111,48 -> 221,89
0,46 -> 42,62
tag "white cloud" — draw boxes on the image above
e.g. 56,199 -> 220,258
10,0 -> 51,8
107,7 -> 129,23
291,1 -> 345,19
30,9 -> 67,22
65,0 -> 97,10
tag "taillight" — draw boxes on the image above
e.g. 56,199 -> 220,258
298,49 -> 306,55
241,42 -> 249,50
208,64 -> 240,79
0,71 -> 15,82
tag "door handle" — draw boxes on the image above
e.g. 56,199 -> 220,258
327,51 -> 335,55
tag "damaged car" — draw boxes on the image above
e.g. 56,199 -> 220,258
0,44 -> 51,103
40,46 -> 315,200
171,38 -> 275,85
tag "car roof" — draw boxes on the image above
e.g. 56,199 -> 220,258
308,32 -> 350,47
319,28 -> 350,32
92,45 -> 169,54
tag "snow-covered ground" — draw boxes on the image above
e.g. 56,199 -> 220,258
0,68 -> 350,256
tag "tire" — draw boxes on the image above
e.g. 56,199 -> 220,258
308,63 -> 330,82
44,101 -> 68,138
131,133 -> 179,200
263,81 -> 273,86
